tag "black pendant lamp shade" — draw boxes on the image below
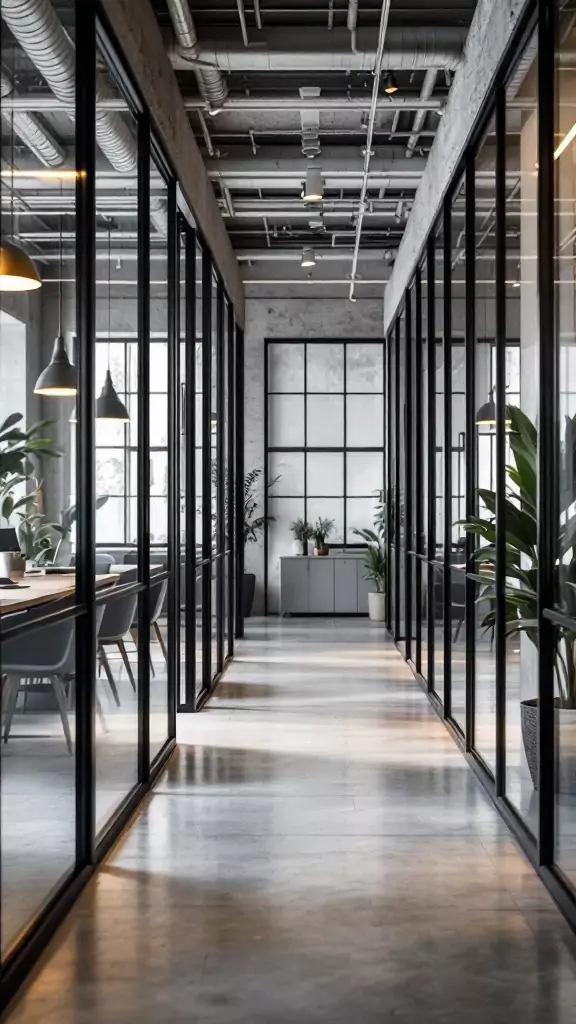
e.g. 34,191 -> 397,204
0,240 -> 42,292
476,388 -> 512,430
34,334 -> 77,396
96,369 -> 130,422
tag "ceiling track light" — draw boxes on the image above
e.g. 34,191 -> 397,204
301,166 -> 324,203
301,247 -> 316,268
383,72 -> 398,95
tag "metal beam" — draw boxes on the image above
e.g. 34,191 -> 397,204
0,94 -> 446,112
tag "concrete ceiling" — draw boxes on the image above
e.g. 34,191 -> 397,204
152,0 -> 479,298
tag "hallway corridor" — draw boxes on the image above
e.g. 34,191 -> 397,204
6,619 -> 576,1023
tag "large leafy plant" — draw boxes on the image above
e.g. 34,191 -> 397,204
244,468 -> 278,544
0,412 -> 60,524
459,404 -> 576,709
353,488 -> 387,591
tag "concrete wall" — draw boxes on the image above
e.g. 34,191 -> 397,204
244,296 -> 384,614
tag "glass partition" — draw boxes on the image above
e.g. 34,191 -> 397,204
433,217 -> 445,703
450,175 -> 467,733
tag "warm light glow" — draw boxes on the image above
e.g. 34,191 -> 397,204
0,168 -> 79,180
301,247 -> 316,268
554,122 -> 576,161
383,72 -> 398,95
0,273 -> 42,292
301,167 -> 324,203
0,242 -> 42,292
34,385 -> 77,397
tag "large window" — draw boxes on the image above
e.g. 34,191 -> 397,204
266,339 -> 385,613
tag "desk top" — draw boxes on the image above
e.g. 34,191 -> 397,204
0,574 -> 116,615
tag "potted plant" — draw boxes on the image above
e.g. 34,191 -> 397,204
0,413 -> 60,575
290,517 -> 313,556
52,496 -> 109,565
312,517 -> 335,556
458,404 -> 576,793
353,489 -> 387,622
243,468 -> 278,616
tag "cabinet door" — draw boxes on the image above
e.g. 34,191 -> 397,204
308,559 -> 335,613
334,559 -> 359,613
357,559 -> 372,614
280,559 -> 309,614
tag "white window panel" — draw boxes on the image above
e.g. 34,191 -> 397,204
269,394 -> 305,447
268,343 -> 305,393
346,394 -> 383,447
307,394 -> 344,447
346,342 -> 383,392
306,452 -> 344,496
307,343 -> 344,393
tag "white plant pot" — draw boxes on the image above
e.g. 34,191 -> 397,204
292,540 -> 304,555
368,592 -> 385,622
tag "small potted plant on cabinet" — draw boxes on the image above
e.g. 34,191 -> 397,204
353,489 -> 387,622
290,517 -> 313,556
312,517 -> 335,556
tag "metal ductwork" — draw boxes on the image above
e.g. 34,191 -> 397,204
166,0 -> 228,111
1,0 -> 135,174
405,69 -> 437,158
299,87 -> 321,158
0,70 -> 64,166
168,27 -> 467,73
0,0 -> 167,233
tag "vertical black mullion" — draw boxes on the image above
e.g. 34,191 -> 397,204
166,179 -> 178,739
264,341 -> 269,615
227,301 -> 235,658
343,343 -> 347,545
385,332 -> 392,629
427,235 -> 436,695
443,198 -> 452,720
405,289 -> 413,661
304,343 -> 308,531
465,149 -> 476,752
137,112 -> 151,781
216,280 -> 225,673
184,228 -> 196,707
394,318 -> 401,639
537,0 -> 555,863
201,249 -> 212,693
415,268 -> 423,674
235,325 -> 245,638
75,0 -> 96,868
494,84 -> 507,797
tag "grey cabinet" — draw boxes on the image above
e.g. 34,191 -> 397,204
280,556 -> 369,615
334,559 -> 358,613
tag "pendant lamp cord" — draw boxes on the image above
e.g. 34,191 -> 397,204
58,181 -> 63,336
107,221 -> 112,368
10,107 -> 14,243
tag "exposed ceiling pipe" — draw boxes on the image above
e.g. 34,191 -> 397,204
328,0 -> 334,31
405,68 -> 437,157
0,70 -> 64,167
299,86 -> 322,158
254,0 -> 263,31
0,94 -> 446,113
166,0 -> 228,111
347,0 -> 358,53
349,0 -> 391,302
236,0 -> 250,46
0,0 -> 167,233
168,26 -> 467,72
236,248 -> 392,261
197,110 -> 217,157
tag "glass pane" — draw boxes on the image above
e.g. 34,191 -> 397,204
433,217 -> 444,702
347,497 -> 378,544
307,452 -> 344,496
94,47 -> 139,833
346,452 -> 383,497
306,395 -> 344,448
269,452 -> 305,496
307,343 -> 344,392
268,343 -> 304,392
346,342 -> 384,392
269,394 -> 305,447
420,259 -> 429,682
450,177 -> 466,733
346,394 -> 383,448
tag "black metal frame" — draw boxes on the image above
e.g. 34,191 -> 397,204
385,0 -> 576,941
0,0 -> 243,1007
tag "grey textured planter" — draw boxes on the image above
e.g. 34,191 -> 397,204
520,698 -> 576,794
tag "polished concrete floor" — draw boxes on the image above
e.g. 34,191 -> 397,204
5,618 -> 576,1023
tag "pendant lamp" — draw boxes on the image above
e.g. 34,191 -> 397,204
0,109 -> 41,292
96,224 -> 130,422
35,195 -> 76,395
476,387 -> 512,430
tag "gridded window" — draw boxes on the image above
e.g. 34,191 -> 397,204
266,340 -> 385,611
94,339 -> 169,545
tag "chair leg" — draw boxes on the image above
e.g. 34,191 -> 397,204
118,639 -> 137,692
3,676 -> 20,743
95,693 -> 108,733
52,676 -> 73,754
149,653 -> 155,678
99,646 -> 121,707
153,620 -> 169,665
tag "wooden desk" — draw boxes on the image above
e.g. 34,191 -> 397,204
0,574 -> 117,615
